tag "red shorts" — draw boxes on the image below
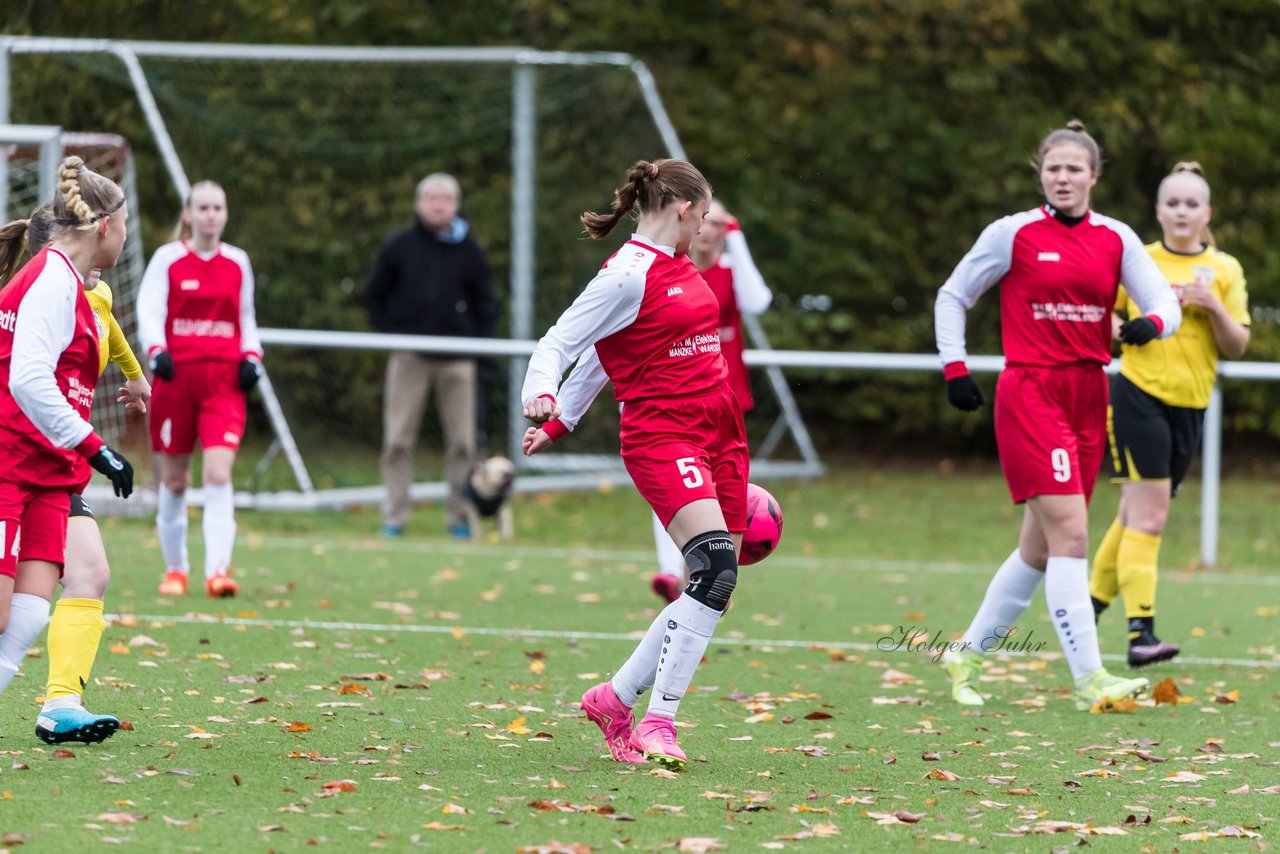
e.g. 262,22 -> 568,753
620,386 -> 750,533
150,360 -> 246,455
0,480 -> 71,578
994,364 -> 1108,505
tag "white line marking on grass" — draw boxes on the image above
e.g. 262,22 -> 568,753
245,533 -> 1280,586
111,612 -> 1280,670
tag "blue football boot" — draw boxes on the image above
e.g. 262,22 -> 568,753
35,707 -> 120,745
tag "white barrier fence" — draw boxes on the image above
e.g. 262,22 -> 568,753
247,328 -> 1277,568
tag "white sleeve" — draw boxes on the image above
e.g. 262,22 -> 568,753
136,244 -> 175,356
553,347 -> 611,431
9,270 -> 94,450
724,231 -> 771,315
234,249 -> 263,358
934,216 -> 1018,365
521,266 -> 644,406
1116,225 -> 1182,338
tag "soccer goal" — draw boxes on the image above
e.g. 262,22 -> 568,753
1,37 -> 823,513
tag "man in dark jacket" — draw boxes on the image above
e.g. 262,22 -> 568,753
363,173 -> 498,538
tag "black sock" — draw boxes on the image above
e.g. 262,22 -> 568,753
1091,596 -> 1109,621
1128,616 -> 1156,644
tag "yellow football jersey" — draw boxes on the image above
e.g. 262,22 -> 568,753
84,280 -> 144,380
1116,242 -> 1249,409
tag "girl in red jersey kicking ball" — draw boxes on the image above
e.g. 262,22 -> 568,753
933,121 -> 1182,711
138,182 -> 263,598
522,160 -> 749,769
0,157 -> 135,711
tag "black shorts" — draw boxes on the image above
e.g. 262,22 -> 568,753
69,492 -> 96,520
1107,374 -> 1204,496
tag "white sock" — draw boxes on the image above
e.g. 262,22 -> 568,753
611,601 -> 677,707
648,594 -> 722,719
0,593 -> 52,693
41,694 -> 83,712
1044,556 -> 1102,680
202,483 -> 237,579
652,513 -> 686,578
962,549 -> 1044,653
157,485 -> 190,573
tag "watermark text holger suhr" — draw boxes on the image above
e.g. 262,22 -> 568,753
877,625 -> 1048,662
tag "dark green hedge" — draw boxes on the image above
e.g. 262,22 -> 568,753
5,0 -> 1277,455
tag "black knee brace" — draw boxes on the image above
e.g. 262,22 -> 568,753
681,530 -> 738,611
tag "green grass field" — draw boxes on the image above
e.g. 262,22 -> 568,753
2,462 -> 1278,852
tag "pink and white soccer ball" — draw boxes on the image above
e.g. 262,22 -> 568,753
739,483 -> 783,566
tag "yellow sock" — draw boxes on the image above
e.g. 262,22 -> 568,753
45,598 -> 105,700
1117,528 -> 1161,631
1089,518 -> 1124,605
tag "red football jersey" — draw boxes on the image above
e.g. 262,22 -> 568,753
936,206 -> 1181,368
700,261 -> 752,410
0,248 -> 101,489
522,236 -> 729,414
137,241 -> 262,364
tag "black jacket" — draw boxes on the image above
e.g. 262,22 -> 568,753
362,217 -> 499,340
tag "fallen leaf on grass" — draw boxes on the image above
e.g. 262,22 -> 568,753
1090,696 -> 1141,714
441,803 -> 472,815
515,844 -> 589,854
97,813 -> 146,823
257,824 -> 285,832
796,745 -> 832,757
321,780 -> 357,793
677,839 -> 725,853
865,810 -> 924,825
880,669 -> 916,685
341,672 -> 390,681
1165,771 -> 1207,783
932,832 -> 968,842
52,749 -> 76,759
422,822 -> 465,831
1214,690 -> 1239,704
924,769 -> 961,781
1152,677 -> 1181,705
804,711 -> 833,720
337,684 -> 370,696
286,721 -> 312,733
1180,827 -> 1261,841
507,717 -> 532,735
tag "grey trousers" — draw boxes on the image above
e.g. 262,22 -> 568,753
380,351 -> 476,528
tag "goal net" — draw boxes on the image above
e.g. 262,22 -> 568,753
2,40 -> 821,512
1,131 -> 148,453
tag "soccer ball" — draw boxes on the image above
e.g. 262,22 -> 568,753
739,483 -> 783,566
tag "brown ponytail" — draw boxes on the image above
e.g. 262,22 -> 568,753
1032,119 -> 1103,174
0,218 -> 32,284
580,159 -> 712,239
1163,161 -> 1215,247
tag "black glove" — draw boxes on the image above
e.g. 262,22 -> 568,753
1119,316 -> 1160,345
150,351 -> 175,381
946,375 -> 984,411
89,444 -> 134,499
238,358 -> 262,392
